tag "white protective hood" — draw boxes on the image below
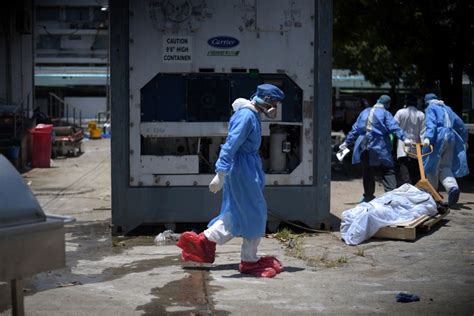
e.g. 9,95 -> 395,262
232,98 -> 258,113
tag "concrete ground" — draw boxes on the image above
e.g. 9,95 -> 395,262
1,139 -> 473,315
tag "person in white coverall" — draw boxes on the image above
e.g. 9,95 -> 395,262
394,94 -> 425,185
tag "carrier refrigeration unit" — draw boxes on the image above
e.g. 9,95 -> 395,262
110,0 -> 332,235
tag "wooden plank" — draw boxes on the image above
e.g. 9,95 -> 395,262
373,215 -> 431,241
394,215 -> 430,227
373,211 -> 449,241
374,226 -> 416,241
420,209 -> 450,232
406,215 -> 431,228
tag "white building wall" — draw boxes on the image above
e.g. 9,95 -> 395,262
64,96 -> 106,119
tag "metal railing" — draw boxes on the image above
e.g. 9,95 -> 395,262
48,92 -> 82,127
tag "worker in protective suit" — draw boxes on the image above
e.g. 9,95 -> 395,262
394,94 -> 425,185
339,95 -> 409,202
422,93 -> 469,207
177,84 -> 285,278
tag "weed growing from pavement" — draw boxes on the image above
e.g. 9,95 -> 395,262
306,252 -> 350,268
273,228 -> 306,260
271,229 -> 381,270
272,228 -> 351,268
337,255 -> 348,264
355,246 -> 365,257
274,227 -> 292,241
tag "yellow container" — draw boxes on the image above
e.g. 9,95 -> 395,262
88,121 -> 97,130
88,121 -> 102,139
90,127 -> 102,139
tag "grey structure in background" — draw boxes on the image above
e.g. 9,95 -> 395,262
110,0 -> 332,235
34,0 -> 109,120
0,0 -> 35,114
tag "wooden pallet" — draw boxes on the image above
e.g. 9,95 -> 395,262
419,209 -> 450,232
373,210 -> 450,241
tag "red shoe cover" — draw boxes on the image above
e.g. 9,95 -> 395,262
239,261 -> 277,278
176,231 -> 198,253
259,256 -> 284,274
176,232 -> 216,263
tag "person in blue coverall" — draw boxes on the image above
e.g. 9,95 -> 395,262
177,84 -> 284,278
422,93 -> 469,206
339,95 -> 410,202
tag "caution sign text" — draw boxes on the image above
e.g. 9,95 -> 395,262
162,36 -> 192,63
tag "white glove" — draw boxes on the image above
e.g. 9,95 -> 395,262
422,138 -> 430,148
339,142 -> 348,151
403,138 -> 412,146
209,172 -> 225,194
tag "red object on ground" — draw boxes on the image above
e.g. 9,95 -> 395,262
258,256 -> 284,274
239,260 -> 277,278
176,232 -> 216,263
31,124 -> 53,168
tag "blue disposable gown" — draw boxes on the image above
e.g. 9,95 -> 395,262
423,101 -> 469,177
345,105 -> 406,167
209,107 -> 266,239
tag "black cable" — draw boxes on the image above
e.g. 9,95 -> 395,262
37,24 -> 80,38
267,210 -> 332,234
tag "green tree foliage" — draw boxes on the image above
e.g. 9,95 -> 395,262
334,0 -> 474,114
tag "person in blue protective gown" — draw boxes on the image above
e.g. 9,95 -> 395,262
339,95 -> 410,202
422,93 -> 469,206
177,84 -> 285,278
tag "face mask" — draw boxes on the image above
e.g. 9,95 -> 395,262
257,97 -> 281,119
263,106 -> 277,119
255,102 -> 278,119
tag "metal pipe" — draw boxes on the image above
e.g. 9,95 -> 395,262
48,94 -> 52,116
45,214 -> 76,223
66,104 -> 69,124
4,17 -> 12,103
13,108 -> 17,138
312,0 -> 332,208
106,8 -> 110,113
11,278 -> 24,316
26,93 -> 30,119
73,108 -> 76,126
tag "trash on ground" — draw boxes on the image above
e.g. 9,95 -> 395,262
288,239 -> 296,249
396,292 -> 420,303
57,281 -> 82,288
154,230 -> 181,245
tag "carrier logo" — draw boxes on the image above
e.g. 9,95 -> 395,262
207,36 -> 239,49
